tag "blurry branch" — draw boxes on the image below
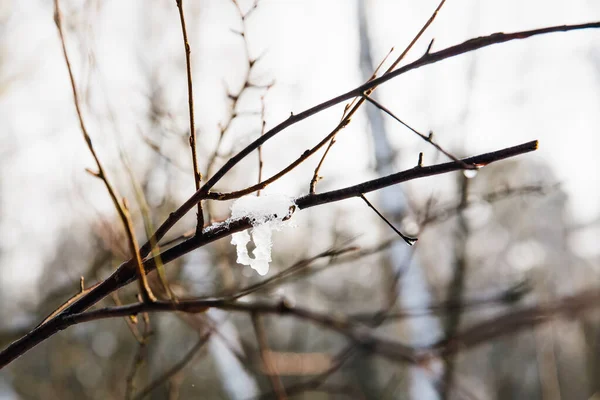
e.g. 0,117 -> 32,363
223,246 -> 359,300
112,292 -> 145,344
123,199 -> 157,303
0,141 -> 538,368
350,279 -> 532,324
26,288 -> 600,368
255,346 -> 358,400
418,183 -> 556,227
120,151 -> 175,300
138,130 -> 189,174
433,288 -> 600,357
175,0 -> 204,232
440,174 -> 470,398
309,0 -> 448,194
54,0 -> 155,303
251,314 -> 288,400
125,309 -> 153,400
133,332 -> 211,400
205,0 -> 267,183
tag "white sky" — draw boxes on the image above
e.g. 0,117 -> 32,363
0,0 -> 599,299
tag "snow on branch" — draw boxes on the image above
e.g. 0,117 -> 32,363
230,195 -> 296,275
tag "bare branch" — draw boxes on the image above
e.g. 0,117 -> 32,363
175,0 -> 204,232
135,21 -> 598,262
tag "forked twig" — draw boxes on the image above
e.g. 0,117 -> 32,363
308,0 -> 448,194
309,46 -> 396,190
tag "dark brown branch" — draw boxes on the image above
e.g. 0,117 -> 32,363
293,141 -> 538,209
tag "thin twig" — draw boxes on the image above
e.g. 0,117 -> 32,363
205,0 -> 264,180
123,199 -> 157,302
362,94 -> 473,169
111,292 -> 144,344
205,0 -> 268,219
223,246 -> 358,300
360,194 -> 417,246
309,46 -> 396,191
175,0 -> 204,233
257,87 -> 271,196
53,0 -> 155,303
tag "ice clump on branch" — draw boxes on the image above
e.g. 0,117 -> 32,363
230,194 -> 296,276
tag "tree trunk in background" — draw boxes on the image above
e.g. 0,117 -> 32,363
208,309 -> 259,399
357,1 -> 442,399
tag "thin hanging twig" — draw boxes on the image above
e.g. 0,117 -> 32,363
360,194 -> 417,246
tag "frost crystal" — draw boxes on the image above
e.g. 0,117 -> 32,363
230,194 -> 295,276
